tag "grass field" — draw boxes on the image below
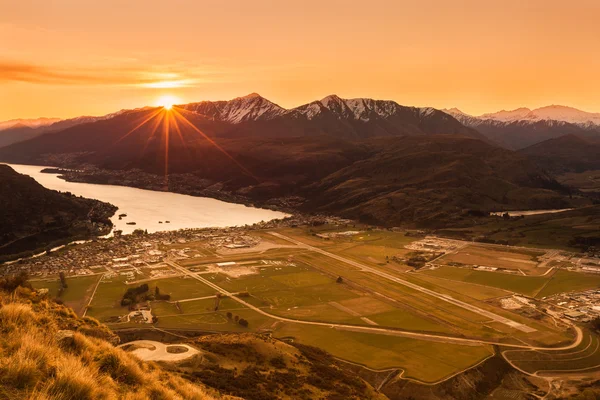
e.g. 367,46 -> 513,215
422,267 -> 600,298
439,244 -> 546,275
31,274 -> 101,315
273,323 -> 494,383
155,307 -> 274,332
535,270 -> 600,298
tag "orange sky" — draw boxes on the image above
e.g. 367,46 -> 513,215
1,0 -> 599,120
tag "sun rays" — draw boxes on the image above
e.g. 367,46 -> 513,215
111,104 -> 259,184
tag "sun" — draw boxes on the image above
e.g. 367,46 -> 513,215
155,95 -> 180,110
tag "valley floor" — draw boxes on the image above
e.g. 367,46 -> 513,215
14,219 -> 600,391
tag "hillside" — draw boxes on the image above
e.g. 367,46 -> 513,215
157,333 -> 386,400
520,134 -> 600,174
0,279 -> 222,400
0,165 -> 116,261
302,136 -> 571,227
0,129 -> 575,228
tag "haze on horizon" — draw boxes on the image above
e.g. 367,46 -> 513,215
1,0 -> 599,120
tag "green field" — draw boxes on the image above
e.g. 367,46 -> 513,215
422,267 -> 600,298
536,270 -> 600,298
273,323 -> 494,383
31,274 -> 101,315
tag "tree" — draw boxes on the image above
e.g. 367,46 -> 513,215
226,312 -> 232,320
234,315 -> 239,322
336,276 -> 343,284
238,318 -> 249,328
58,272 -> 68,296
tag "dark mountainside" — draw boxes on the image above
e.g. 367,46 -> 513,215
301,136 -> 571,227
0,95 -> 581,228
520,134 -> 600,174
0,165 -> 116,261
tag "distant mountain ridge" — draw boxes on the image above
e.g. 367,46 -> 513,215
178,93 -> 484,140
0,109 -> 137,148
447,105 -> 600,125
443,105 -> 600,150
0,117 -> 61,131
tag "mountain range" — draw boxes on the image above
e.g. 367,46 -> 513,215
0,110 -> 131,148
444,105 -> 600,149
4,97 -> 600,151
0,94 -> 597,228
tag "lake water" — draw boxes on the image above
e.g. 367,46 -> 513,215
490,208 -> 573,217
5,163 -> 289,235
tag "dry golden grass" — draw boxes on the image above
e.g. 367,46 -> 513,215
0,290 -> 222,400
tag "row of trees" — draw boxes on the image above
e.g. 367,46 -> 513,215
226,312 -> 249,327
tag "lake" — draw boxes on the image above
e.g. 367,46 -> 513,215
490,208 -> 573,217
5,163 -> 289,235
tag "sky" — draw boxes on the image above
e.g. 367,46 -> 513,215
1,0 -> 599,120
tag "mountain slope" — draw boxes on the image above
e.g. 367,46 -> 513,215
302,136 -> 570,227
0,164 -> 116,261
2,131 -> 573,227
520,134 -> 600,174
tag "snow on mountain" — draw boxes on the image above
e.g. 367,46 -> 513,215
182,93 -> 286,123
442,105 -> 600,150
183,93 -> 451,124
480,107 -> 532,122
525,105 -> 600,125
446,105 -> 600,126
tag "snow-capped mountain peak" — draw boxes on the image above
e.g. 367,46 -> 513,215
480,107 -> 532,122
182,94 -> 286,123
525,105 -> 600,125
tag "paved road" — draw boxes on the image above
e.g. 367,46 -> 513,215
164,259 -> 583,351
268,232 -> 535,333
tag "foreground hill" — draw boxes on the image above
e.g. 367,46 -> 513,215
0,281 -> 222,400
0,279 -> 384,400
0,165 -> 116,261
